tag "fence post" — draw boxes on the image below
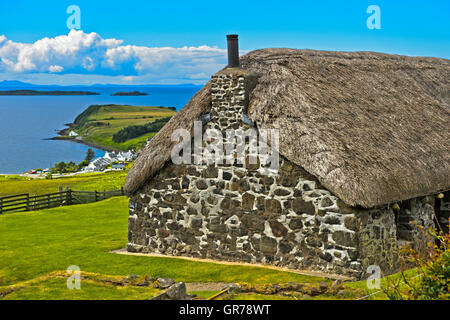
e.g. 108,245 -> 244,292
59,187 -> 63,206
26,194 -> 30,211
0,197 -> 2,215
94,191 -> 98,202
67,188 -> 72,205
121,186 -> 124,196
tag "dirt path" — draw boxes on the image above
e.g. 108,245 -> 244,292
185,282 -> 233,292
111,248 -> 351,281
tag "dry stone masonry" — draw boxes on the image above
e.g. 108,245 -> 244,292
127,68 -> 440,280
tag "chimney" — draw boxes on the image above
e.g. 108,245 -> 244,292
226,34 -> 240,68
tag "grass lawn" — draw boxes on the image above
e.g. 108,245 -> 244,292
72,104 -> 176,151
0,197 -> 348,300
1,276 -> 161,300
0,171 -> 128,197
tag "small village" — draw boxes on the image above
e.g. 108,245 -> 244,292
24,150 -> 137,178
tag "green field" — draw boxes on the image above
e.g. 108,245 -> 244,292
0,197 -> 349,300
67,104 -> 176,151
0,196 -> 416,300
0,170 -> 128,197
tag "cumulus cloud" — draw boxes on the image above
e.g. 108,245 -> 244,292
48,65 -> 64,73
0,30 -> 228,83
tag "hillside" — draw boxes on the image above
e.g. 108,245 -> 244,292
0,90 -> 99,95
58,104 -> 176,151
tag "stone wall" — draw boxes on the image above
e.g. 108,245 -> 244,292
127,157 -> 368,278
438,191 -> 450,234
127,69 -> 440,280
396,197 -> 435,244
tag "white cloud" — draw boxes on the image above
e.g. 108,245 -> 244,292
48,65 -> 64,73
0,30 -> 228,84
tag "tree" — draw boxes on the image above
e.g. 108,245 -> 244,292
55,162 -> 66,174
85,148 -> 95,162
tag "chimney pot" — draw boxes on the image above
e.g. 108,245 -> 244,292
226,34 -> 240,68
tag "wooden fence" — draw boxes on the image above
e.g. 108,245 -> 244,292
0,187 -> 124,214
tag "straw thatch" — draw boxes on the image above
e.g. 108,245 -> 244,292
125,48 -> 450,208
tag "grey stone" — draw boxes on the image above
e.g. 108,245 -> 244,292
288,218 -> 303,230
190,217 -> 203,228
260,236 -> 277,254
292,198 -> 315,215
332,231 -> 356,247
324,215 -> 341,225
157,277 -> 175,289
269,220 -> 288,237
195,179 -> 208,190
165,282 -> 187,300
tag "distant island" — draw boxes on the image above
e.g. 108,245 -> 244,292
111,91 -> 148,96
0,90 -> 99,96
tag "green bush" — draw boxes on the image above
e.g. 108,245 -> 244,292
112,117 -> 172,143
384,224 -> 449,300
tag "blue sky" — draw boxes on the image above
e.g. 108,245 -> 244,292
0,0 -> 448,85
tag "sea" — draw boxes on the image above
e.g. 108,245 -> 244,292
0,84 -> 201,174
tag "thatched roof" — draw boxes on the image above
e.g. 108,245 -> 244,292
125,48 -> 450,208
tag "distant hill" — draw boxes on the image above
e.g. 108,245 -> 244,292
0,80 -> 202,90
0,89 -> 100,96
111,91 -> 148,96
60,104 -> 176,151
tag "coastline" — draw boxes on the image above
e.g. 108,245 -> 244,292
47,136 -> 121,153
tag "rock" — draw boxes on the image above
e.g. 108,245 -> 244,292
319,282 -> 329,292
165,282 -> 187,300
344,216 -> 359,231
292,198 -> 315,215
222,171 -> 233,180
279,240 -> 293,254
157,229 -> 170,238
338,289 -> 348,297
260,236 -> 278,254
319,251 -> 333,262
320,197 -> 334,208
274,188 -> 291,196
281,176 -> 297,187
128,274 -> 138,280
181,176 -> 190,189
288,218 -> 303,230
195,179 -> 208,190
324,215 -> 340,225
332,231 -> 357,247
157,277 -> 175,288
190,217 -> 203,228
308,286 -> 321,296
202,166 -> 218,178
137,279 -> 149,287
268,220 -> 288,237
264,199 -> 282,216
242,192 -> 255,211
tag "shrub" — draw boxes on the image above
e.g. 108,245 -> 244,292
112,117 -> 172,143
384,222 -> 449,300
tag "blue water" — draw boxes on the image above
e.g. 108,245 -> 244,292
0,85 -> 200,173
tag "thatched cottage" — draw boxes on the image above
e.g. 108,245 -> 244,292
124,36 -> 450,279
